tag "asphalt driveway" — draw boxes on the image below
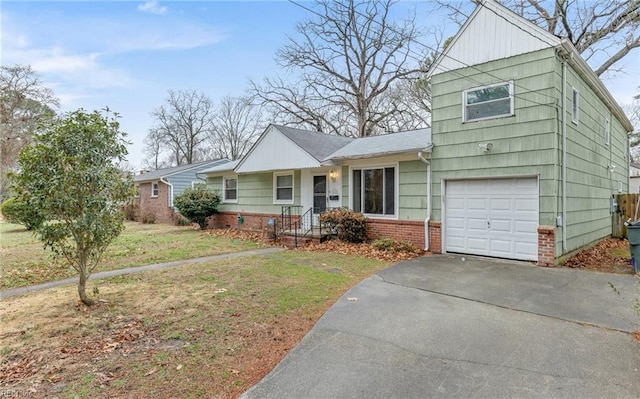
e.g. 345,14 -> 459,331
242,255 -> 640,398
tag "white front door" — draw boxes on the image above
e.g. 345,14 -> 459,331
445,178 -> 539,261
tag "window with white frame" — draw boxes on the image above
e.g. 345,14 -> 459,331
571,88 -> 579,124
351,166 -> 396,216
463,81 -> 514,122
604,119 -> 610,145
223,176 -> 238,203
274,172 -> 294,203
151,182 -> 159,197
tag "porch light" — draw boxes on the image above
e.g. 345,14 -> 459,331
329,170 -> 337,182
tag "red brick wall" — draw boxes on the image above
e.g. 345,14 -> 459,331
137,181 -> 175,224
366,219 -> 426,249
428,220 -> 442,254
537,226 -> 556,266
211,211 -> 429,249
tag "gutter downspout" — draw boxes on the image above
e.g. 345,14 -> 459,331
561,56 -> 568,252
418,149 -> 432,251
160,177 -> 174,208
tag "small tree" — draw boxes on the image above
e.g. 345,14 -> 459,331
11,109 -> 134,306
173,186 -> 220,229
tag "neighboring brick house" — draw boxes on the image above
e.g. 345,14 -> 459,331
134,159 -> 228,223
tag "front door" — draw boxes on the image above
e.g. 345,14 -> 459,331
313,175 -> 327,223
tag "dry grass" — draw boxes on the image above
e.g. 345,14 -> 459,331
1,250 -> 392,399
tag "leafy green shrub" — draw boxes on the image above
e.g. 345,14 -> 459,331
173,186 -> 221,229
372,238 -> 417,253
319,208 -> 367,243
0,197 -> 44,230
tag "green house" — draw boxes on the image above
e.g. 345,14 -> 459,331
427,0 -> 633,265
205,0 -> 633,266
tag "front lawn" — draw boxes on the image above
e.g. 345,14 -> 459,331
0,221 -> 263,290
0,250 -> 390,398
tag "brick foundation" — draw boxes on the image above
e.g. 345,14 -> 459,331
137,181 -> 176,224
366,219 -> 426,249
537,226 -> 556,266
210,212 -> 429,249
428,220 -> 442,254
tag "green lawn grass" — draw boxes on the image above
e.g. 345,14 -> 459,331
0,221 -> 262,290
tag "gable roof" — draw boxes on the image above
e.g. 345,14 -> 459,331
428,0 -> 560,78
276,125 -> 354,161
327,129 -> 432,161
201,160 -> 240,174
134,159 -> 228,183
234,124 -> 354,173
428,0 -> 633,132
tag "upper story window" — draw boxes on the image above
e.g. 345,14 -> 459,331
223,176 -> 238,203
151,182 -> 159,197
463,81 -> 514,122
604,119 -> 610,145
571,88 -> 579,124
351,166 -> 396,217
274,172 -> 294,204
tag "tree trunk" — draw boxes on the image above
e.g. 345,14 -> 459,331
77,260 -> 94,306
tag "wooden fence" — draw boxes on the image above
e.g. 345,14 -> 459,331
613,193 -> 640,238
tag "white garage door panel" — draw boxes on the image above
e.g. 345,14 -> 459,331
445,178 -> 538,261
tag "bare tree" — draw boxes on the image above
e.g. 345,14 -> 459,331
146,90 -> 214,166
251,0 -> 428,137
433,0 -> 640,76
627,90 -> 640,161
142,127 -> 169,170
0,64 -> 59,200
209,95 -> 263,160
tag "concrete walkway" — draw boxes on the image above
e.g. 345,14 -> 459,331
0,247 -> 284,300
242,255 -> 640,399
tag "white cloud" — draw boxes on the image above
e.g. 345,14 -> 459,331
137,1 -> 168,15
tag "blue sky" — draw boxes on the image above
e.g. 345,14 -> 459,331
2,1 -> 638,169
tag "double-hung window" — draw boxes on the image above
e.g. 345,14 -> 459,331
151,182 -> 159,197
463,81 -> 514,122
223,176 -> 238,203
352,166 -> 396,217
274,172 -> 294,203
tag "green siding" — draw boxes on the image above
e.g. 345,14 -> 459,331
431,48 -> 559,231
398,160 -> 428,220
431,47 -> 629,258
206,171 -> 302,215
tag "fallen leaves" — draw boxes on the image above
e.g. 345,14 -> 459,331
563,238 -> 633,274
301,239 -> 425,263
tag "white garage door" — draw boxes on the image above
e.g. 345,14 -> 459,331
445,178 -> 538,261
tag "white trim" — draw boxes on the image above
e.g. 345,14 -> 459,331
604,118 -> 610,146
462,81 -> 514,123
571,87 -> 580,125
151,181 -> 159,198
222,175 -> 238,204
348,162 -> 399,219
273,170 -> 295,204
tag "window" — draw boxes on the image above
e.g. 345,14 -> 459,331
151,182 -> 159,197
274,172 -> 294,203
223,177 -> 238,203
571,88 -> 579,124
352,166 -> 396,216
604,119 -> 610,145
463,81 -> 514,122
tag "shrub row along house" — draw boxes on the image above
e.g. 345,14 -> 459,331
147,0 -> 634,266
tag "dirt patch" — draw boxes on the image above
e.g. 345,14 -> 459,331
563,238 -> 634,275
